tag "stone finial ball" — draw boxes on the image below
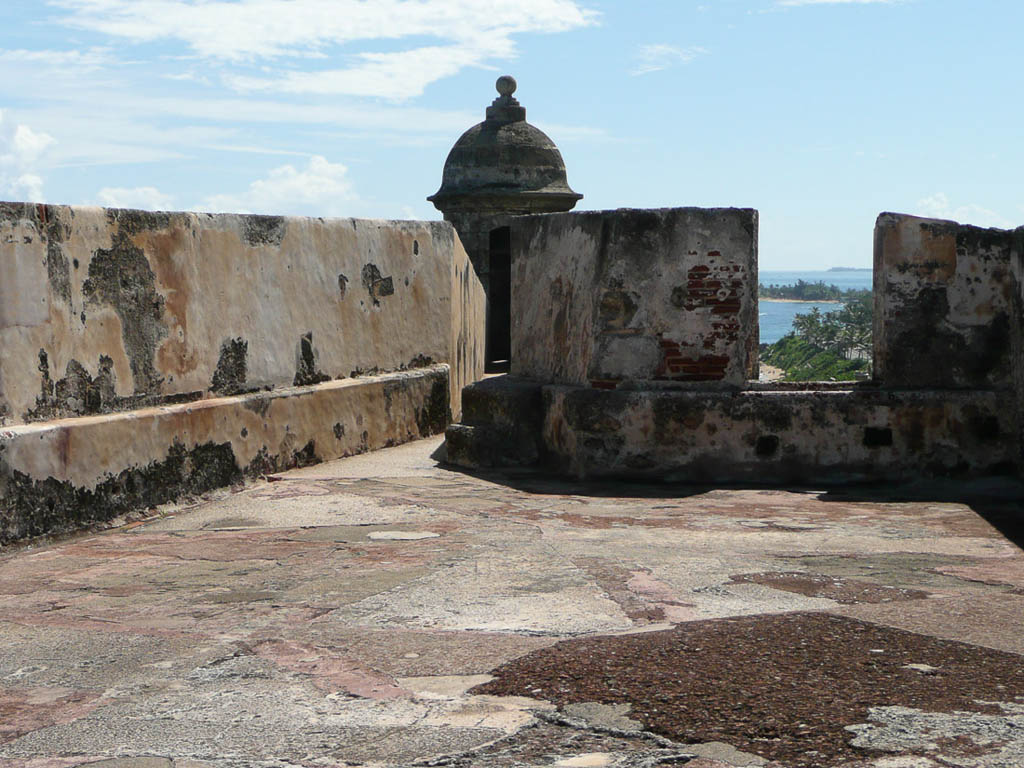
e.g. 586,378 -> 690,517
496,75 -> 517,96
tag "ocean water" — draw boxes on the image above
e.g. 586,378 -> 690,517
760,269 -> 873,292
758,270 -> 872,345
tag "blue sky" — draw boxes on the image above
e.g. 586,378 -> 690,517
1,0 -> 1020,268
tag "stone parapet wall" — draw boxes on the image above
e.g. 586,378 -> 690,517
0,366 -> 450,543
0,202 -> 485,543
542,385 -> 1016,483
873,213 -> 1020,390
446,208 -> 1024,482
1012,233 -> 1024,463
448,377 -> 1017,483
0,203 -> 484,426
510,208 -> 759,389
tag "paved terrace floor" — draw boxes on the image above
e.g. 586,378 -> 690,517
2,437 -> 1024,768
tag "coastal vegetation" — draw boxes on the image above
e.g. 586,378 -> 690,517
761,294 -> 872,381
759,279 -> 871,302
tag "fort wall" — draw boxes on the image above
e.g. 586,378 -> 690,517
512,208 -> 759,388
0,203 -> 485,542
1012,233 -> 1024,463
449,209 -> 1024,483
873,213 -> 1016,390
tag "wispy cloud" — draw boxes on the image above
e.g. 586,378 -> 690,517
51,0 -> 597,59
915,193 -> 1015,230
0,47 -> 113,73
225,44 -> 498,101
631,44 -> 707,76
49,0 -> 598,100
0,1 -> 601,176
0,1 -> 601,208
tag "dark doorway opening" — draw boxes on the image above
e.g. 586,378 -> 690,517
486,226 -> 512,373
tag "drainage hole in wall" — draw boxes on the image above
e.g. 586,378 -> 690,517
756,435 -> 780,457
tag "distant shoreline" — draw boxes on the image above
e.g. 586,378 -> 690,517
759,297 -> 843,304
826,267 -> 872,272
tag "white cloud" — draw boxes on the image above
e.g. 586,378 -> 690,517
11,125 -> 57,165
9,174 -> 46,202
49,0 -> 597,99
0,2 -> 601,206
2,96 -> 478,171
915,193 -> 1016,230
631,44 -> 708,76
51,0 -> 596,59
0,2 -> 599,173
199,155 -> 356,217
161,71 -> 213,86
97,186 -> 176,210
0,112 -> 57,202
226,44 -> 495,101
0,47 -> 113,73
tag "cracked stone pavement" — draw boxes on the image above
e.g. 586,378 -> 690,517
1,436 -> 1022,768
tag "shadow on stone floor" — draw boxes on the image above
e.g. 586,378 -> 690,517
435,446 -> 1024,549
817,479 -> 1024,550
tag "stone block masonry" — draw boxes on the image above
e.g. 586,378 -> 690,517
447,209 -> 1024,483
1012,234 -> 1024,464
0,203 -> 484,425
541,386 -> 1016,482
0,366 -> 449,543
874,213 -> 1020,390
0,203 -> 485,542
511,208 -> 759,389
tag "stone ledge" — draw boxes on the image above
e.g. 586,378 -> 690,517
445,375 -> 543,468
444,423 -> 540,469
461,375 -> 543,429
543,386 -> 1018,483
0,365 -> 450,543
444,379 -> 1020,483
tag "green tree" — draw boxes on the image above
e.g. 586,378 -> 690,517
763,293 -> 874,381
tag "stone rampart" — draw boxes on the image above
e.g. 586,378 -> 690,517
447,209 -> 1024,483
541,387 -> 1015,482
512,208 -> 759,388
1012,232 -> 1024,465
874,213 -> 1017,390
1,203 -> 485,542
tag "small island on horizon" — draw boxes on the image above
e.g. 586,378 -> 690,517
827,266 -> 872,272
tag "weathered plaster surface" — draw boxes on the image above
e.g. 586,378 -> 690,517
0,365 -> 449,542
0,202 -> 483,541
449,234 -> 486,418
541,385 -> 1017,482
0,203 -> 483,426
511,208 -> 758,389
449,209 -> 1024,480
874,213 -> 1017,390
1010,230 -> 1024,464
451,376 -> 1017,482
